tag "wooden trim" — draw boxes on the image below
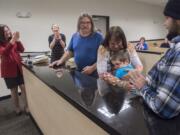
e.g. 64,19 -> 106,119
130,38 -> 164,43
137,50 -> 164,55
92,15 -> 110,34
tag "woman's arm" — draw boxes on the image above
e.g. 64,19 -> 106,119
16,41 -> 24,53
0,43 -> 13,56
97,45 -> 110,75
128,43 -> 143,72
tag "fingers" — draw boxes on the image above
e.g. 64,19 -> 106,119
81,66 -> 88,73
49,61 -> 58,68
82,66 -> 88,71
12,32 -> 20,41
81,70 -> 86,74
49,63 -> 55,68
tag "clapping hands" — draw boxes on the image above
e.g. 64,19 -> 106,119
10,31 -> 20,44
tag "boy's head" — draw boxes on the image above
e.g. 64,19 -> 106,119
110,50 -> 130,69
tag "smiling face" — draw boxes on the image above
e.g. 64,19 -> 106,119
52,25 -> 60,36
4,26 -> 12,41
79,17 -> 92,35
109,39 -> 124,52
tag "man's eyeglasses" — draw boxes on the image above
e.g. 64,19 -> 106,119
80,21 -> 91,25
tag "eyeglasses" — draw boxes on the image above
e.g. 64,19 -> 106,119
80,21 -> 91,25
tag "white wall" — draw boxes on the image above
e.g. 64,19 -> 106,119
0,78 -> 11,97
0,0 -> 167,51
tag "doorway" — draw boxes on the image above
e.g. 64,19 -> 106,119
92,15 -> 110,37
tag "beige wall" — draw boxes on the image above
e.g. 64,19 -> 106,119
0,78 -> 11,97
0,0 -> 166,51
137,52 -> 163,75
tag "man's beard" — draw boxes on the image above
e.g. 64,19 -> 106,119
166,20 -> 179,41
166,32 -> 178,41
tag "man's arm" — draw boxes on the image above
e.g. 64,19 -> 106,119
130,52 -> 180,119
49,36 -> 56,49
59,34 -> 66,48
49,50 -> 73,67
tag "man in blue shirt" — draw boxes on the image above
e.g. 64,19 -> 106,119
129,0 -> 180,119
50,13 -> 103,77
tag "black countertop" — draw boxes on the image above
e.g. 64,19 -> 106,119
23,64 -> 180,135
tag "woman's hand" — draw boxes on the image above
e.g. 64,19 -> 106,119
100,72 -> 133,90
10,32 -> 20,44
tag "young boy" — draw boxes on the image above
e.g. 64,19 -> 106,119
110,50 -> 134,79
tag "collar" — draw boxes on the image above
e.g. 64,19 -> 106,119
170,35 -> 180,49
172,35 -> 180,44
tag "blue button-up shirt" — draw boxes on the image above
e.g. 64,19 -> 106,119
141,35 -> 180,119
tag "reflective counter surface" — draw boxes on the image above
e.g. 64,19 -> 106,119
24,64 -> 180,135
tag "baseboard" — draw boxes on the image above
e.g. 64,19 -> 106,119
29,113 -> 44,135
0,94 -> 11,101
0,92 -> 21,101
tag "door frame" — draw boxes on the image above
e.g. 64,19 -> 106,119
92,15 -> 110,34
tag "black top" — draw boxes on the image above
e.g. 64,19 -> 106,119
48,33 -> 66,63
160,42 -> 170,48
24,63 -> 180,135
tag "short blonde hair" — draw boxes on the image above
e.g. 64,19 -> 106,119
51,24 -> 59,30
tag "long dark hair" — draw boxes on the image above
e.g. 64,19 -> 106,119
103,26 -> 127,50
0,24 -> 6,44
77,13 -> 95,33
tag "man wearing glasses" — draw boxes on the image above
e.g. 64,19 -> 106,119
50,13 -> 103,77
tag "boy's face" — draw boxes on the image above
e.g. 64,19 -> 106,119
111,60 -> 129,69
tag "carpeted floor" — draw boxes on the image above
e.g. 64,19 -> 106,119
0,98 -> 42,135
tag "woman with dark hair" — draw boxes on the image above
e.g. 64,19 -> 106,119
0,25 -> 28,115
97,26 -> 143,89
135,37 -> 148,50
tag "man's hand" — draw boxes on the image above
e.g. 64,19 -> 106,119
49,59 -> 63,68
81,65 -> 95,75
129,70 -> 146,90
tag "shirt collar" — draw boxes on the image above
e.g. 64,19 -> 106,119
170,35 -> 180,49
172,35 -> 180,44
